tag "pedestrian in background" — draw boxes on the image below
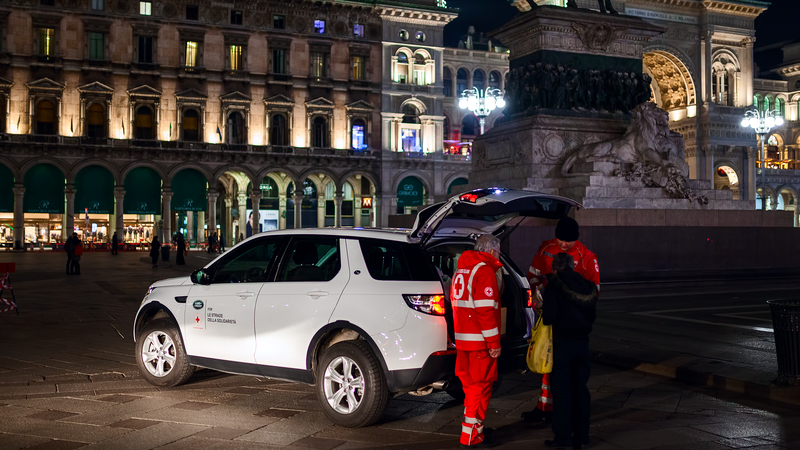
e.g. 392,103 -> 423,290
238,233 -> 244,243
176,233 -> 186,266
71,236 -> 83,275
65,233 -> 75,275
219,231 -> 226,253
451,234 -> 503,448
541,252 -> 597,449
208,232 -> 216,254
150,236 -> 160,268
111,232 -> 119,255
522,216 -> 599,424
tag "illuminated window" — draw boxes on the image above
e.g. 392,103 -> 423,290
352,56 -> 364,80
311,52 -> 326,78
139,1 -> 152,15
182,109 -> 199,141
354,24 -> 365,37
314,20 -> 325,34
185,41 -> 198,67
38,28 -> 55,56
86,103 -> 106,138
229,45 -> 243,71
135,106 -> 154,139
351,119 -> 367,150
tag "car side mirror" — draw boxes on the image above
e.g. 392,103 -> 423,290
190,269 -> 211,285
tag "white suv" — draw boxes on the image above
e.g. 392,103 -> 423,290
133,189 -> 579,427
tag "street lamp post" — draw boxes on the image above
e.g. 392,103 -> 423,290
458,87 -> 505,135
741,108 -> 784,211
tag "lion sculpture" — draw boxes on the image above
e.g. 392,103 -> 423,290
561,102 -> 689,178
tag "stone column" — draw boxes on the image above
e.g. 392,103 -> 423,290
293,193 -> 304,229
278,194 -> 287,230
186,212 -> 194,241
208,191 -> 219,241
224,196 -> 233,246
162,189 -> 172,243
250,192 -> 262,235
701,31 -> 713,104
334,194 -> 343,227
372,195 -> 380,228
318,194 -> 325,228
197,212 -> 205,243
13,184 -> 24,250
237,193 -> 247,240
114,187 -> 125,243
65,186 -> 76,237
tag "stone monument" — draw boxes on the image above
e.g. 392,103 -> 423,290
470,4 -> 748,210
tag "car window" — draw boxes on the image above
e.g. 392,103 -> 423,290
277,237 -> 340,282
211,237 -> 283,283
360,239 -> 439,281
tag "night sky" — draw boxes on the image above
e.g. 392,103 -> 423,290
443,0 -> 799,71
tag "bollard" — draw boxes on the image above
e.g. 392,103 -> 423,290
767,299 -> 800,386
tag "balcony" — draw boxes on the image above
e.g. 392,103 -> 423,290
82,59 -> 113,72
31,54 -> 62,68
309,77 -> 334,88
268,73 -> 292,84
132,62 -> 160,74
179,66 -> 206,78
349,79 -> 373,90
223,70 -> 249,82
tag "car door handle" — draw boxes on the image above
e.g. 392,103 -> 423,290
306,290 -> 329,298
236,291 -> 255,298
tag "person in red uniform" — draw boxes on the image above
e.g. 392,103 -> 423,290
522,216 -> 599,423
452,234 -> 504,448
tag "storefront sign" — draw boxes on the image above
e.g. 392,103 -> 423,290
624,7 -> 698,24
397,177 -> 423,207
361,197 -> 373,208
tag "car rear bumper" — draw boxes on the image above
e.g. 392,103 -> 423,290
386,351 -> 457,393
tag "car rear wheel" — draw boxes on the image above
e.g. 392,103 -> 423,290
316,340 -> 388,428
135,318 -> 195,387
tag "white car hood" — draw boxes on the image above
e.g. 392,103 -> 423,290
150,276 -> 192,288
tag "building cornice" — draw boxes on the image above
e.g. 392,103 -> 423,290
376,6 -> 457,25
702,0 -> 768,18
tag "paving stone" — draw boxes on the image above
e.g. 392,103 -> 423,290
194,426 -> 250,440
172,401 -> 217,411
289,436 -> 348,449
255,408 -> 303,418
27,410 -> 80,421
0,416 -> 131,442
108,418 -> 162,429
692,420 -> 783,439
25,439 -> 88,450
80,422 -> 208,450
61,396 -> 181,426
235,429 -> 306,446
0,432 -> 52,450
142,404 -> 281,429
96,394 -> 143,403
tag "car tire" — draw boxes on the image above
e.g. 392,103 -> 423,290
135,318 -> 195,387
315,340 -> 389,428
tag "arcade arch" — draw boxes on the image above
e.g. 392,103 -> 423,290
643,50 -> 697,120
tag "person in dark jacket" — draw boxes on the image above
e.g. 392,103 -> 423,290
150,237 -> 160,268
176,233 -> 186,266
64,234 -> 75,275
111,232 -> 119,255
541,252 -> 597,449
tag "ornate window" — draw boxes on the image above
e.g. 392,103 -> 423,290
394,51 -> 410,83
473,69 -> 485,91
402,104 -> 420,124
86,103 -> 107,138
271,114 -> 288,146
351,119 -> 367,150
135,105 -> 154,139
128,84 -> 161,140
312,116 -> 328,148
227,111 -> 245,144
182,109 -> 199,141
311,52 -> 327,78
489,71 -> 501,89
28,78 -> 64,136
35,100 -> 56,135
457,68 -> 468,94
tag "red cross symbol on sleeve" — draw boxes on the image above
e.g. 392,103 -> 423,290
195,316 -> 200,324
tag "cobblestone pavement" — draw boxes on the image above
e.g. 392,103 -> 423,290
1,252 -> 799,449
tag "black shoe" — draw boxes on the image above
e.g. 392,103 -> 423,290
460,433 -> 499,448
544,439 -> 572,449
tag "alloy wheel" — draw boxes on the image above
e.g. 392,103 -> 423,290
323,355 -> 365,414
141,330 -> 176,377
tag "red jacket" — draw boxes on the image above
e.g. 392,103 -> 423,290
451,250 -> 503,351
527,239 -> 600,292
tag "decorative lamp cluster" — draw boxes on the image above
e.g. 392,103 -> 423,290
458,87 -> 506,135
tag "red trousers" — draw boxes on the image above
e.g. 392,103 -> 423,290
456,349 -> 498,446
536,372 -> 553,411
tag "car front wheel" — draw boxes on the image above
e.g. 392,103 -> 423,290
315,340 -> 388,428
135,318 -> 195,387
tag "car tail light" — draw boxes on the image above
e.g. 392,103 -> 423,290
403,294 -> 446,316
431,349 -> 457,356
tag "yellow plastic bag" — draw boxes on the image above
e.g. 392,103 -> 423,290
526,316 -> 553,374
